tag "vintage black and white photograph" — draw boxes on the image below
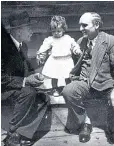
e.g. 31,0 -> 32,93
1,1 -> 114,146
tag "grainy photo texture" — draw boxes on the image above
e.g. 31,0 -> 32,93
1,1 -> 114,146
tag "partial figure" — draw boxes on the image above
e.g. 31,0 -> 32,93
1,11 -> 50,146
36,15 -> 82,96
62,12 -> 114,143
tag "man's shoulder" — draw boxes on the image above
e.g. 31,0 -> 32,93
101,31 -> 114,41
107,33 -> 114,42
104,31 -> 114,38
103,32 -> 114,47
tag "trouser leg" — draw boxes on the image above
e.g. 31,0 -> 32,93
97,88 -> 114,143
9,86 -> 50,139
9,86 -> 36,133
62,80 -> 90,125
17,95 -> 50,139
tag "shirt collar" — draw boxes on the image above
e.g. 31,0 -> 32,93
10,35 -> 22,51
88,36 -> 98,47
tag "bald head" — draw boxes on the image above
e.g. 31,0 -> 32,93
79,12 -> 103,40
79,12 -> 103,28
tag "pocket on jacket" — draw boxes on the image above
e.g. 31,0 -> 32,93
102,52 -> 109,63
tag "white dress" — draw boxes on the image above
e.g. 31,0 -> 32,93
37,34 -> 80,80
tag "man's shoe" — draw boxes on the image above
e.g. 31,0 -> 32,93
79,123 -> 92,143
20,139 -> 34,146
4,132 -> 21,146
53,89 -> 60,97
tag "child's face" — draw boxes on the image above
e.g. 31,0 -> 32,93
52,28 -> 64,38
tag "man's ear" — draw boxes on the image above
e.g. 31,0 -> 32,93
95,21 -> 100,29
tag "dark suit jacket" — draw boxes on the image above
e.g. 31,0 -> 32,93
1,25 -> 32,94
71,32 -> 114,91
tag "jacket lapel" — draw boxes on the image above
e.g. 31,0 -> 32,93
89,32 -> 108,85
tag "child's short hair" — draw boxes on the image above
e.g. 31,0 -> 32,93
50,15 -> 67,31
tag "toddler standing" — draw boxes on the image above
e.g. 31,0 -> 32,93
37,16 -> 81,96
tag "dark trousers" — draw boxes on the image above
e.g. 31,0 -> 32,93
2,85 -> 50,139
62,80 -> 114,130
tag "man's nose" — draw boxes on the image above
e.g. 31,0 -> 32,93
80,25 -> 84,31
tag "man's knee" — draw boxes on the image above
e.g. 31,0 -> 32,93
62,82 -> 76,100
21,86 -> 36,100
62,85 -> 71,98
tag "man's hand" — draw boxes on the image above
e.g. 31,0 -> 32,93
25,73 -> 44,87
72,44 -> 82,55
35,73 -> 44,81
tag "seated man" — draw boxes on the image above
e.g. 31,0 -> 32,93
1,11 -> 50,146
62,12 -> 114,143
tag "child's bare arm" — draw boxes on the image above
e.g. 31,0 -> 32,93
36,37 -> 52,65
71,38 -> 82,55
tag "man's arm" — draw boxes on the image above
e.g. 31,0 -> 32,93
20,42 -> 34,76
1,74 -> 24,89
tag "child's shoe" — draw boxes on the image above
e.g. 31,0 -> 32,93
53,89 -> 60,97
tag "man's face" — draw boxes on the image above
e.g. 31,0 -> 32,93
20,26 -> 33,42
79,13 -> 97,40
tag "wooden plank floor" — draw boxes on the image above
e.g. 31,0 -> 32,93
1,95 -> 113,146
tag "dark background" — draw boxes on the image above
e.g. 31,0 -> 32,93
1,1 -> 114,70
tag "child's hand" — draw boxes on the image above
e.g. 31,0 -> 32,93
72,44 -> 82,55
69,73 -> 80,81
36,55 -> 41,66
39,58 -> 45,65
73,48 -> 82,55
69,73 -> 76,81
36,54 -> 45,66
